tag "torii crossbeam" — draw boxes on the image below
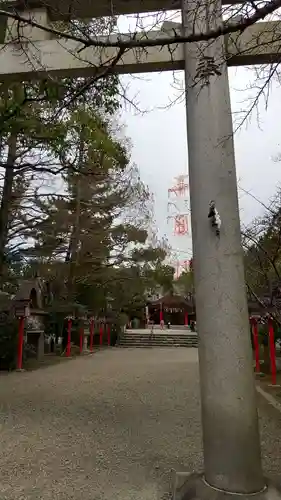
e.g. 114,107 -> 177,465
0,20 -> 279,81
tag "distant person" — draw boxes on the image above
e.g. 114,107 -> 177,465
160,319 -> 164,330
167,321 -> 171,330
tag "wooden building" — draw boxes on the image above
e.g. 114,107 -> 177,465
147,293 -> 279,326
147,293 -> 195,325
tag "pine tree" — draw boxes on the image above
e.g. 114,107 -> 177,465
0,68 -> 121,285
20,104 -> 171,314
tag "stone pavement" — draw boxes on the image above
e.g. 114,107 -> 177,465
0,348 -> 281,500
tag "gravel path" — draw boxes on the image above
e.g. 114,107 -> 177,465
0,348 -> 281,500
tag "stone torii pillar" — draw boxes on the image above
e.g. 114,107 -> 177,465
176,0 -> 280,499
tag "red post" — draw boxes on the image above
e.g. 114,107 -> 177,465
107,324 -> 111,346
251,318 -> 260,373
99,323 -> 103,346
268,317 -> 277,385
89,319 -> 94,353
79,325 -> 84,354
17,316 -> 25,370
159,303 -> 163,323
66,318 -> 72,357
184,311 -> 188,326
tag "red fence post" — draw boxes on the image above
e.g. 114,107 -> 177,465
159,306 -> 163,323
184,311 -> 188,327
251,317 -> 260,374
99,323 -> 103,346
268,317 -> 277,385
66,318 -> 72,357
89,318 -> 94,353
107,324 -> 111,346
17,317 -> 25,370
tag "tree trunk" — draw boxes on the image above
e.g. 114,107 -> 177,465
0,133 -> 17,280
65,128 -> 85,299
66,177 -> 81,298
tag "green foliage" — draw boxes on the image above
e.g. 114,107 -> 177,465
150,264 -> 175,293
176,269 -> 194,296
0,67 -> 171,334
14,100 -> 166,315
242,190 -> 281,326
243,200 -> 281,301
0,71 -> 122,287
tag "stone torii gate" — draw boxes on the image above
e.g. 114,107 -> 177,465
0,1 -> 280,499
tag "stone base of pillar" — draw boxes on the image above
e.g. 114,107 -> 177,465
173,473 -> 281,500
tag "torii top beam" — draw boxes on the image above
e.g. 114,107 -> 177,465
3,0 -> 242,20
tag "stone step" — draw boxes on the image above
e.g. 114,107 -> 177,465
120,339 -> 197,343
119,343 -> 198,346
119,339 -> 197,342
119,337 -> 197,342
118,336 -> 198,348
120,333 -> 197,337
118,329 -> 198,348
120,332 -> 197,337
119,336 -> 198,342
119,345 -> 198,348
119,342 -> 198,346
120,338 -> 198,344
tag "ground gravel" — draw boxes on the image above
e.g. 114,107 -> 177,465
0,348 -> 280,500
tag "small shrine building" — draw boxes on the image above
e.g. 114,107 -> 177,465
147,293 -> 195,325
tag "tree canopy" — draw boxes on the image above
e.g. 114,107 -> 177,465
243,190 -> 281,318
0,75 -> 171,318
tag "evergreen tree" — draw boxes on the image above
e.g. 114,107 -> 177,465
0,70 -> 121,284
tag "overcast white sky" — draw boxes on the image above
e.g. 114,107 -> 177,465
119,67 -> 281,265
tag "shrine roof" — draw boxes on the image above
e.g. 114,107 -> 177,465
148,293 -> 188,306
